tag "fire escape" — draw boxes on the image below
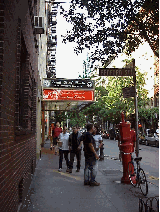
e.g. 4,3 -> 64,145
47,4 -> 58,78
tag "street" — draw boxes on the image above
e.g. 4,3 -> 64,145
103,138 -> 159,187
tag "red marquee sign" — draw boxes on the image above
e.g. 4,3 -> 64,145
43,89 -> 94,101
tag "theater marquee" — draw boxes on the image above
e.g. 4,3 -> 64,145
43,89 -> 94,101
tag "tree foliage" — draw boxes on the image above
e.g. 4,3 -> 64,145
67,63 -> 150,127
139,107 -> 159,126
86,65 -> 149,124
60,0 -> 159,63
67,110 -> 86,127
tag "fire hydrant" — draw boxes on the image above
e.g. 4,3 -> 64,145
118,112 -> 135,184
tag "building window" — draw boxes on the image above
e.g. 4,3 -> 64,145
19,33 -> 28,129
15,20 -> 36,135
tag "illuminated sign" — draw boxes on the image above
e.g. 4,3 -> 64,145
43,89 -> 94,101
43,79 -> 94,89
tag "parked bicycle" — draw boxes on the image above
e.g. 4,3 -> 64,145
128,154 -> 148,196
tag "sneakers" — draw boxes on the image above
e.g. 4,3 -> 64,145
76,169 -> 80,172
90,181 -> 100,186
58,168 -> 62,172
84,181 -> 90,185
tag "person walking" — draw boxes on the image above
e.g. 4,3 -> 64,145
92,126 -> 103,169
53,122 -> 62,155
83,123 -> 100,186
68,126 -> 83,173
49,123 -> 55,150
58,126 -> 70,172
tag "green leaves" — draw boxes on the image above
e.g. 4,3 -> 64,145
79,61 -> 149,125
139,107 -> 159,124
60,0 -> 159,61
66,59 -> 156,127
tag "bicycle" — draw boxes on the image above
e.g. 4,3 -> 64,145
128,154 -> 148,196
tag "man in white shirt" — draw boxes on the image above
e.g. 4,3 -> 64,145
58,126 -> 70,172
92,126 -> 103,155
156,129 -> 159,135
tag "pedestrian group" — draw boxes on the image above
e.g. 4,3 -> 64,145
49,122 -> 103,186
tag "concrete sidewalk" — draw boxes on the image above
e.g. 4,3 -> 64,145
20,140 -> 159,212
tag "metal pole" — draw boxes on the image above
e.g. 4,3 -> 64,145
133,59 -> 139,157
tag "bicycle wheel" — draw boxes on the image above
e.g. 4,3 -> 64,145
139,168 -> 148,196
128,162 -> 137,187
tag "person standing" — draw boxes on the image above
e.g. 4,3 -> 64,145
68,126 -> 83,173
93,126 -> 103,165
83,123 -> 100,186
58,126 -> 70,172
92,126 -> 103,155
53,122 -> 62,155
49,123 -> 55,150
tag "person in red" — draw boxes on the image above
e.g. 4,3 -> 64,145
53,122 -> 62,155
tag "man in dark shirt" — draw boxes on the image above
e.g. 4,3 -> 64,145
83,123 -> 100,186
68,126 -> 82,173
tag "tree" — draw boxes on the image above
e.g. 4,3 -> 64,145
54,111 -> 67,126
79,61 -> 149,127
67,110 -> 86,128
139,107 -> 159,133
60,0 -> 159,63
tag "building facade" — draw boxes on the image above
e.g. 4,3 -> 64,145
0,0 -> 47,211
36,0 -> 48,161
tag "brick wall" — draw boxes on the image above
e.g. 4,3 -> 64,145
0,0 -> 39,211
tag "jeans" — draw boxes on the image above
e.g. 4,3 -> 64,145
84,156 -> 97,183
53,137 -> 58,146
59,149 -> 69,169
69,149 -> 81,170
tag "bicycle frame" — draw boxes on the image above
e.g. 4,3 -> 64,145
128,154 -> 148,196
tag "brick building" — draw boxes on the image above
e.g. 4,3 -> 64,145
0,0 -> 45,211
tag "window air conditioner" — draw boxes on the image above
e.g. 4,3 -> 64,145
34,16 -> 44,34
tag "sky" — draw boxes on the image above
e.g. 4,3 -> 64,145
56,2 -> 88,79
108,42 -> 155,98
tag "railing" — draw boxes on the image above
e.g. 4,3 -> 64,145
139,196 -> 159,212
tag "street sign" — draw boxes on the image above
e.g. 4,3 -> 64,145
43,89 -> 94,101
122,86 -> 135,98
43,78 -> 94,89
99,68 -> 134,76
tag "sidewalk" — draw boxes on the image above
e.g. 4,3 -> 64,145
20,140 -> 159,212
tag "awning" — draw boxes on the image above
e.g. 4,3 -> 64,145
42,100 -> 93,111
42,78 -> 95,112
